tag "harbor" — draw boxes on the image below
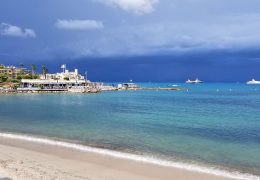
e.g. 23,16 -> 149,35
0,64 -> 187,94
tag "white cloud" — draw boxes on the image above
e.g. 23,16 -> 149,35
55,19 -> 104,30
99,0 -> 159,14
0,23 -> 36,38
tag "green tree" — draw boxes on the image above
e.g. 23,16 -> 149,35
0,74 -> 8,82
10,79 -> 19,83
18,63 -> 25,76
10,66 -> 15,79
33,73 -> 40,79
42,66 -> 48,79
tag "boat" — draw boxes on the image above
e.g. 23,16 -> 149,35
247,79 -> 260,85
186,78 -> 203,84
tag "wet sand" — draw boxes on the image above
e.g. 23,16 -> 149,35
0,136 -> 233,180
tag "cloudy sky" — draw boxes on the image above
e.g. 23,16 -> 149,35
1,0 -> 260,82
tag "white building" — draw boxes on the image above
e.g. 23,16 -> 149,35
20,66 -> 88,91
40,68 -> 85,81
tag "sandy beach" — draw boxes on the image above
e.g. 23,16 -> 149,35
0,135 -> 235,180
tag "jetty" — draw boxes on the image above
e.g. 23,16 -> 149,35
115,83 -> 186,91
140,87 -> 184,91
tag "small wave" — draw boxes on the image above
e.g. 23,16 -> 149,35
0,132 -> 259,180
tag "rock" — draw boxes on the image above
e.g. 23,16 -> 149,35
18,160 -> 23,164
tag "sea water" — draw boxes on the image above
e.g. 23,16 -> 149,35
0,83 -> 259,179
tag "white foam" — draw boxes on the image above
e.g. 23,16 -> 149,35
0,132 -> 259,180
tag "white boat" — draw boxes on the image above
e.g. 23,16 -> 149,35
247,79 -> 260,85
186,78 -> 203,84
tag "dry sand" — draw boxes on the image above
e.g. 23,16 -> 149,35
0,136 -> 234,180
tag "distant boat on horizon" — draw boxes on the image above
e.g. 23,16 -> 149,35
186,78 -> 203,84
247,79 -> 260,85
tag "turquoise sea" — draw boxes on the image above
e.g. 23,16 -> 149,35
0,83 -> 260,179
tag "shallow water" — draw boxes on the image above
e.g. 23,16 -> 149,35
0,83 -> 260,177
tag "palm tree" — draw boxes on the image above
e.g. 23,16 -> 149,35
42,66 -> 48,79
31,64 -> 36,77
10,66 -> 15,79
19,63 -> 24,75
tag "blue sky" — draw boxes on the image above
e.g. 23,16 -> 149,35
1,0 -> 260,82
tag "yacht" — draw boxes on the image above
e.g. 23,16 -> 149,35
186,78 -> 203,84
247,79 -> 260,85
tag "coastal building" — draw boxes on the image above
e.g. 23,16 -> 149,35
122,83 -> 139,89
21,68 -> 87,90
117,83 -> 139,90
19,66 -> 100,92
0,65 -> 27,79
40,68 -> 85,81
20,79 -> 87,90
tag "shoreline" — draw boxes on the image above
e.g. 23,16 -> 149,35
0,87 -> 185,95
0,132 -> 258,180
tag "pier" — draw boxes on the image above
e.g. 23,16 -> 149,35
139,87 -> 185,91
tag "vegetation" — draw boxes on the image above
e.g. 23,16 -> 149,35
10,79 -> 20,83
0,64 -> 41,84
0,74 -> 8,82
42,66 -> 48,79
0,64 -> 48,91
33,73 -> 40,79
19,63 -> 25,74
